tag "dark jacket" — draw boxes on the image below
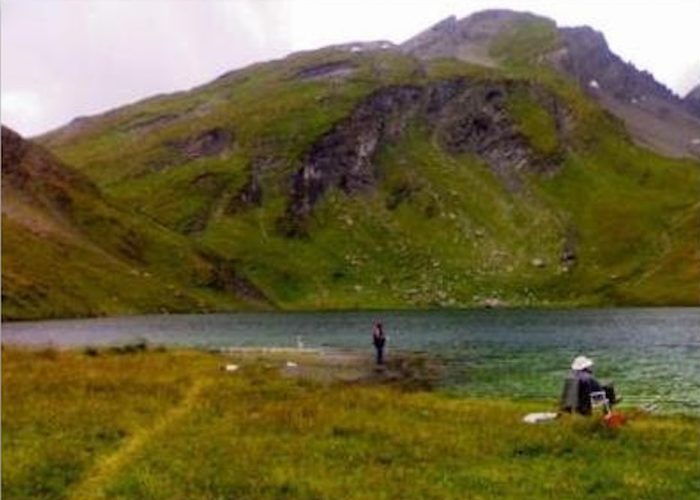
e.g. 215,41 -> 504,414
560,369 -> 603,415
372,330 -> 386,348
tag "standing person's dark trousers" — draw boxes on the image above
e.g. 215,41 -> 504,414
374,339 -> 385,365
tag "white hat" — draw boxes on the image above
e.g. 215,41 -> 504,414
571,355 -> 594,371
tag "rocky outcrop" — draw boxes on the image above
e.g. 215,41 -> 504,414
226,175 -> 262,215
295,60 -> 357,81
285,85 -> 423,229
429,81 -> 564,184
203,256 -> 271,305
308,40 -> 395,54
224,155 -> 287,217
282,79 -> 566,235
125,113 -> 179,133
147,127 -> 234,172
175,127 -> 233,160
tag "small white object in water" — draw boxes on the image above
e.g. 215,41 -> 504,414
225,364 -> 239,372
286,361 -> 298,368
589,79 -> 600,89
296,336 -> 304,349
523,412 -> 558,424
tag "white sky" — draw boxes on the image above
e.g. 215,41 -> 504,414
2,0 -> 700,136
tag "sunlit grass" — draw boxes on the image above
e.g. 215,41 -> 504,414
3,347 -> 698,499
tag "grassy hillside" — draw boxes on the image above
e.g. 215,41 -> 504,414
1,127 -> 267,320
3,347 -> 699,499
3,28 -> 693,317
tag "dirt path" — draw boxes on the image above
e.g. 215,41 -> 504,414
68,378 -> 212,500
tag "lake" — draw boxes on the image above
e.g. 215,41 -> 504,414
3,308 -> 699,414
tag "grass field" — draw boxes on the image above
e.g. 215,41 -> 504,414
3,346 -> 698,499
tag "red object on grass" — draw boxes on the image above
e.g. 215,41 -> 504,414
603,412 -> 626,428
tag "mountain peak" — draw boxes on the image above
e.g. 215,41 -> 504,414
401,9 -> 549,66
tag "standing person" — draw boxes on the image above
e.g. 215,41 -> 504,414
372,322 -> 386,365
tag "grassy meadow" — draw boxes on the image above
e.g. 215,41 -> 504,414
3,346 -> 699,499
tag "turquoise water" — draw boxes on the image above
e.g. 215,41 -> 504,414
3,308 -> 699,414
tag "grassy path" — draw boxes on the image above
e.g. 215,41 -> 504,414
68,378 -> 212,500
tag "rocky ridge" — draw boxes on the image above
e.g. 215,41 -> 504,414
401,10 -> 700,159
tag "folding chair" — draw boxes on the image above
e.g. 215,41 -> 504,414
590,390 -> 611,415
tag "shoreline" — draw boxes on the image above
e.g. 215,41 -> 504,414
4,343 -> 698,418
3,304 -> 700,325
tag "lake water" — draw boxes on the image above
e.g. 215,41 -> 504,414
3,308 -> 699,414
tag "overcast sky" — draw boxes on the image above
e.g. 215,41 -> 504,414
2,0 -> 700,136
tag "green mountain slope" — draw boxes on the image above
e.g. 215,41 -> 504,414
1,126 -> 268,320
5,14 -> 698,318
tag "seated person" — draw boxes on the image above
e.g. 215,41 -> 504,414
560,355 -> 619,415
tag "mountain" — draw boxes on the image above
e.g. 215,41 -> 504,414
401,10 -> 700,159
3,10 -> 699,319
685,84 -> 700,116
1,126 -> 268,320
